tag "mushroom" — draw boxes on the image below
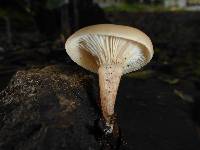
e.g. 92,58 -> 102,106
65,24 -> 153,133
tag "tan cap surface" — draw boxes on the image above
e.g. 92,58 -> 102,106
65,24 -> 153,73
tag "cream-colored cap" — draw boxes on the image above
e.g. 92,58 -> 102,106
65,24 -> 153,74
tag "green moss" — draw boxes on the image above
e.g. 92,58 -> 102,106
159,75 -> 180,85
126,70 -> 154,79
104,3 -> 184,13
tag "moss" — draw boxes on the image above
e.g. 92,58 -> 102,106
158,75 -> 180,85
126,70 -> 154,79
104,3 -> 184,13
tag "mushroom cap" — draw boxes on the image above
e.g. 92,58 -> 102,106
65,24 -> 153,74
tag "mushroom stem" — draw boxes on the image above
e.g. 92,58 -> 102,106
98,64 -> 123,133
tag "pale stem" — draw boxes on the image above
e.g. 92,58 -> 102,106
98,64 -> 123,132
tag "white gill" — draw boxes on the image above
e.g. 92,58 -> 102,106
79,34 -> 147,74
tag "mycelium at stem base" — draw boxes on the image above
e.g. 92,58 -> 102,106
98,64 -> 123,134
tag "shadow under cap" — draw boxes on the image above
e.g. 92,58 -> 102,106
65,24 -> 153,73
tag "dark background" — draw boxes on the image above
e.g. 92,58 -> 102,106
0,0 -> 200,150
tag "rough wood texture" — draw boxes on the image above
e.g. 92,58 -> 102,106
0,65 -> 101,150
0,65 -> 200,150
